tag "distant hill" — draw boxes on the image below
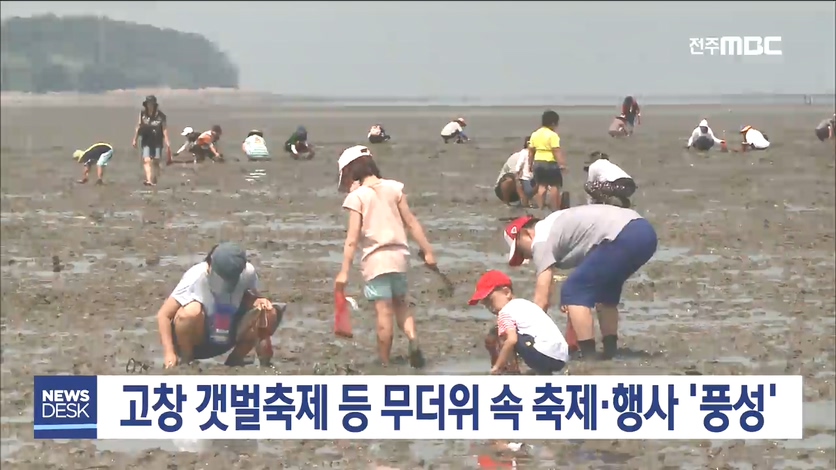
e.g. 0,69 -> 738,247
0,15 -> 239,93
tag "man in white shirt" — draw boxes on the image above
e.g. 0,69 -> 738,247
441,117 -> 468,144
583,151 -> 636,208
468,270 -> 569,374
494,139 -> 530,205
686,119 -> 725,151
738,125 -> 770,152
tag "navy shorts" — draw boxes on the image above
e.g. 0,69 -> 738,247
171,303 -> 249,360
532,161 -> 563,188
560,218 -> 658,308
487,327 -> 565,374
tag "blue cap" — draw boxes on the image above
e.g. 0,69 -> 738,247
210,242 -> 247,287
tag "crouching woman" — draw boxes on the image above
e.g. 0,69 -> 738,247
156,242 -> 286,368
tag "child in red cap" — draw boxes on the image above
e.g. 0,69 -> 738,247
469,270 -> 569,375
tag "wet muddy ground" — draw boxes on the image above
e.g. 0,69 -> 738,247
1,102 -> 835,469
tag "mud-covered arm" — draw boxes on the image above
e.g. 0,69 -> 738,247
397,194 -> 434,259
339,210 -> 362,276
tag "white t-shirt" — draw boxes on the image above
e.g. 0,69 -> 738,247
586,159 -> 631,184
496,151 -> 523,184
742,129 -> 770,149
687,126 -> 724,146
496,298 -> 569,363
441,121 -> 463,137
243,135 -> 270,157
513,149 -> 533,180
171,262 -> 259,315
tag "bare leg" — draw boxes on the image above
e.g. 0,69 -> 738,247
172,302 -> 206,363
393,296 -> 424,368
142,157 -> 154,184
78,165 -> 90,183
374,299 -> 396,366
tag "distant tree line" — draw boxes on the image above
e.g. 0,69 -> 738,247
0,15 -> 239,93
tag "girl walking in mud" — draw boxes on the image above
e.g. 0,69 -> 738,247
132,95 -> 171,186
334,145 -> 437,368
156,242 -> 286,368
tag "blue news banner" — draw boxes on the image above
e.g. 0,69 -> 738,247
34,375 -> 803,440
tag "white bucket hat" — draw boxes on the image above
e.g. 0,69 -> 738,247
698,119 -> 709,127
181,127 -> 194,136
337,145 -> 372,186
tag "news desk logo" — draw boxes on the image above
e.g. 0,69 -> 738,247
34,376 -> 98,439
689,36 -> 783,56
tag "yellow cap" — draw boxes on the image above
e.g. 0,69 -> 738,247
72,150 -> 84,160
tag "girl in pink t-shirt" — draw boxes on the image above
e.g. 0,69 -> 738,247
335,145 -> 437,368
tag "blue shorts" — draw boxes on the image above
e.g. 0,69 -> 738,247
520,179 -> 535,198
364,272 -> 408,301
560,218 -> 658,308
96,149 -> 114,166
141,146 -> 163,160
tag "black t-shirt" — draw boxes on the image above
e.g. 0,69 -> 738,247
80,143 -> 113,165
139,109 -> 167,147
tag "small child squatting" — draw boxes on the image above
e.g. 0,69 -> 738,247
469,270 -> 569,375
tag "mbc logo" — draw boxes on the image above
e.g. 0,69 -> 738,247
689,37 -> 783,56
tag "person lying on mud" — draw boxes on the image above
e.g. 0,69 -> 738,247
502,207 -> 658,360
335,144 -> 436,368
608,114 -> 630,138
194,125 -> 224,162
156,242 -> 285,369
814,114 -> 835,141
174,127 -> 200,160
686,119 -> 725,151
468,270 -> 569,375
495,138 -> 533,206
285,126 -> 315,159
440,117 -> 469,144
242,130 -> 271,161
583,151 -> 636,208
736,125 -> 770,152
73,142 -> 114,185
367,124 -> 391,144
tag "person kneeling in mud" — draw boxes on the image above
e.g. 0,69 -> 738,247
73,142 -> 114,185
608,114 -> 630,138
814,114 -> 835,142
174,127 -> 201,161
495,138 -> 533,206
737,125 -> 770,152
242,130 -> 271,161
194,125 -> 224,162
468,270 -> 569,375
285,126 -> 315,159
156,242 -> 286,368
686,119 -> 725,151
584,151 -> 636,208
367,124 -> 391,144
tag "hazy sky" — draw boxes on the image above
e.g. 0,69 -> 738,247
2,1 -> 834,97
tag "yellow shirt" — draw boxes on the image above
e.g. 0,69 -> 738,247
529,127 -> 561,163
